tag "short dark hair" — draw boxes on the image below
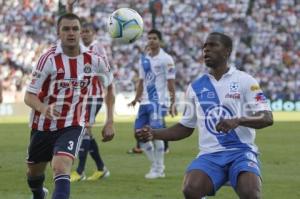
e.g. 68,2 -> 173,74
82,22 -> 97,32
57,13 -> 81,29
148,29 -> 162,41
210,32 -> 233,55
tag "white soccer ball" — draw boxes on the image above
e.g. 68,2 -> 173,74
107,8 -> 144,44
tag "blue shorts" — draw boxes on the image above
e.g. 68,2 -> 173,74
134,103 -> 167,130
27,126 -> 85,164
186,150 -> 261,195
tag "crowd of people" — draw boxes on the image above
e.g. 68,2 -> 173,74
0,0 -> 299,103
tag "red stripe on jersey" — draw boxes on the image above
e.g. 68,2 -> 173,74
31,75 -> 51,129
37,46 -> 56,71
72,53 -> 91,126
43,54 -> 65,130
56,58 -> 77,129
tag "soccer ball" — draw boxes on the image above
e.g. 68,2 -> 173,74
107,8 -> 144,44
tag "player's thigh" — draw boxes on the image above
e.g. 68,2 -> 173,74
229,151 -> 261,189
183,170 -> 214,196
134,105 -> 150,130
235,171 -> 261,197
54,126 -> 85,160
149,104 -> 167,129
27,129 -> 55,164
186,154 -> 227,195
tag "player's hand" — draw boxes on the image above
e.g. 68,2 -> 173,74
169,102 -> 178,117
41,104 -> 60,120
128,99 -> 139,107
216,118 -> 239,133
102,122 -> 115,142
135,125 -> 153,142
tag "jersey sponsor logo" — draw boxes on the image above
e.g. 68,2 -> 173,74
58,78 -> 89,90
250,84 -> 261,91
32,71 -> 42,79
204,105 -> 233,135
229,82 -> 239,92
225,93 -> 240,99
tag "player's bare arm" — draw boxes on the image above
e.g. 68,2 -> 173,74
136,123 -> 194,142
167,79 -> 177,117
128,79 -> 143,107
216,110 -> 273,133
102,84 -> 115,142
24,92 -> 60,120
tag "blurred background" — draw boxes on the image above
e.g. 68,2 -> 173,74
0,0 -> 299,116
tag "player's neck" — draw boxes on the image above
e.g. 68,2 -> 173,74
148,48 -> 159,57
209,64 -> 229,81
62,45 -> 80,57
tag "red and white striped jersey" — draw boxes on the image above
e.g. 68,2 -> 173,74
27,41 -> 113,131
86,40 -> 110,125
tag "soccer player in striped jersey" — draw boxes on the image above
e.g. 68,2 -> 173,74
70,22 -> 112,182
24,13 -> 115,199
129,29 -> 177,179
136,32 -> 273,199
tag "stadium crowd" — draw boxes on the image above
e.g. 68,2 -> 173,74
0,0 -> 299,103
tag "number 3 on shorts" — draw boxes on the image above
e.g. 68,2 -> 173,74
67,141 -> 74,151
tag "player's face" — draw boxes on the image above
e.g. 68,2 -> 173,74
147,33 -> 160,50
203,35 -> 228,68
58,19 -> 81,48
81,27 -> 94,47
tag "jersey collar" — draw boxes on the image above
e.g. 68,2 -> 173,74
55,40 -> 89,55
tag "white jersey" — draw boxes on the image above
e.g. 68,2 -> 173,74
86,40 -> 110,125
139,48 -> 175,105
180,67 -> 271,155
27,41 -> 113,131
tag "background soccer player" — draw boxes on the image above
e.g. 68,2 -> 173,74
70,22 -> 113,182
129,29 -> 177,179
24,13 -> 114,199
136,32 -> 273,198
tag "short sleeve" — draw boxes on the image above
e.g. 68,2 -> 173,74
26,56 -> 52,94
165,55 -> 176,80
243,75 -> 271,112
179,84 -> 197,128
94,55 -> 113,88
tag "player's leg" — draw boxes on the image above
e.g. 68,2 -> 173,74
229,151 -> 262,199
26,129 -> 53,199
87,128 -> 110,180
70,132 -> 89,182
148,103 -> 167,178
135,105 -> 156,177
183,170 -> 214,199
51,126 -> 85,199
183,153 -> 228,198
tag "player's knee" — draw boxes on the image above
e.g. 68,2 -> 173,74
182,184 -> 205,199
238,186 -> 261,199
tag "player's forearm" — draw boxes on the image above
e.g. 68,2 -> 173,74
152,123 -> 194,141
104,84 -> 115,123
24,92 -> 46,113
238,111 -> 273,129
134,79 -> 143,101
167,79 -> 176,103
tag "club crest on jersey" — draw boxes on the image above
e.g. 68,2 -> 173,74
84,63 -> 92,73
229,82 -> 239,92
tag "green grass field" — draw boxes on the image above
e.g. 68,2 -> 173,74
0,117 -> 300,199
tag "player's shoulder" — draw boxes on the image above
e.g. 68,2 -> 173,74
233,68 -> 257,82
159,48 -> 172,59
39,45 -> 57,60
